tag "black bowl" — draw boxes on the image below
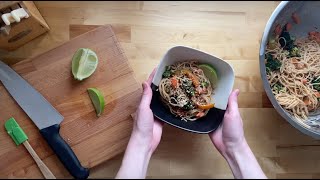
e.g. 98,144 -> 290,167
150,46 -> 234,134
150,83 -> 225,134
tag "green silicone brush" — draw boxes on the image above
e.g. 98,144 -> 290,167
5,117 -> 28,145
5,118 -> 56,179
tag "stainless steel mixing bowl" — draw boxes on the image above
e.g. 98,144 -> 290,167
259,1 -> 320,139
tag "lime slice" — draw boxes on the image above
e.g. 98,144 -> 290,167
87,88 -> 105,117
72,48 -> 98,81
199,64 -> 218,87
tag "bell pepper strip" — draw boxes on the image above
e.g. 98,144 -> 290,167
181,69 -> 200,87
198,103 -> 215,110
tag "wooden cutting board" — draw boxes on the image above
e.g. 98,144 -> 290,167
0,25 -> 142,178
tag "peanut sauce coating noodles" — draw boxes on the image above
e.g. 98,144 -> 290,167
159,61 -> 215,121
266,21 -> 320,121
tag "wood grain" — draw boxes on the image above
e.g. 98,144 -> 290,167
0,25 -> 141,178
23,141 -> 56,179
1,1 -> 320,179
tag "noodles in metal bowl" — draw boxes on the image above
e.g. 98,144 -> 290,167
150,46 -> 234,134
260,1 -> 320,138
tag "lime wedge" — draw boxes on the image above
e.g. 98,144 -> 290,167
87,88 -> 105,117
72,48 -> 98,81
199,64 -> 218,87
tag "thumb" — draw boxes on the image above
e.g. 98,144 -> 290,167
227,89 -> 240,113
140,82 -> 153,107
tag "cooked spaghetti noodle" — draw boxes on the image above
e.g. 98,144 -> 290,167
266,29 -> 320,121
159,61 -> 214,121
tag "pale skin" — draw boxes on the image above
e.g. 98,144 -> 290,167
116,69 -> 267,179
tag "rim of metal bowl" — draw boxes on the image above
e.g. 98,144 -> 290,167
259,1 -> 320,139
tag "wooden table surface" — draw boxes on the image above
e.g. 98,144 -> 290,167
1,1 -> 320,179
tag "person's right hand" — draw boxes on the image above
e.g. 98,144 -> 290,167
209,89 -> 245,157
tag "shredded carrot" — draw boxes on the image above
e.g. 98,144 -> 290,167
295,63 -> 305,70
170,76 -> 178,89
301,79 -> 308,85
309,31 -> 317,36
291,58 -> 299,63
286,23 -> 292,31
292,12 -> 301,24
303,96 -> 311,105
292,59 -> 305,69
274,24 -> 282,35
308,31 -> 320,43
315,92 -> 320,98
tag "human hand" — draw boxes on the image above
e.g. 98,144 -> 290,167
209,89 -> 245,157
116,69 -> 164,179
131,68 -> 164,154
208,89 -> 267,179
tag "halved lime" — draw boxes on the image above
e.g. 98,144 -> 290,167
87,88 -> 105,117
199,64 -> 218,87
72,48 -> 98,81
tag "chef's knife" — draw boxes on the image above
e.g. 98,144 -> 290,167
0,61 -> 89,179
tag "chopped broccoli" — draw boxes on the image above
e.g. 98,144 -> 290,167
266,67 -> 271,74
312,77 -> 320,91
182,78 -> 192,87
181,79 -> 195,97
185,86 -> 195,97
201,81 -> 209,88
272,82 -> 284,93
183,101 -> 195,110
266,53 -> 273,61
289,46 -> 301,57
162,71 -> 171,78
265,53 -> 282,73
162,66 -> 173,78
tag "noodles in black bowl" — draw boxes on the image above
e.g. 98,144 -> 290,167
150,46 -> 234,133
158,61 -> 214,121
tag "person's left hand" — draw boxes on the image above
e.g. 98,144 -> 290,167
132,68 -> 164,154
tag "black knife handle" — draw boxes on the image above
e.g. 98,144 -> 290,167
40,124 -> 89,179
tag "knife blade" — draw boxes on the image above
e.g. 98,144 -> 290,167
0,61 -> 89,179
